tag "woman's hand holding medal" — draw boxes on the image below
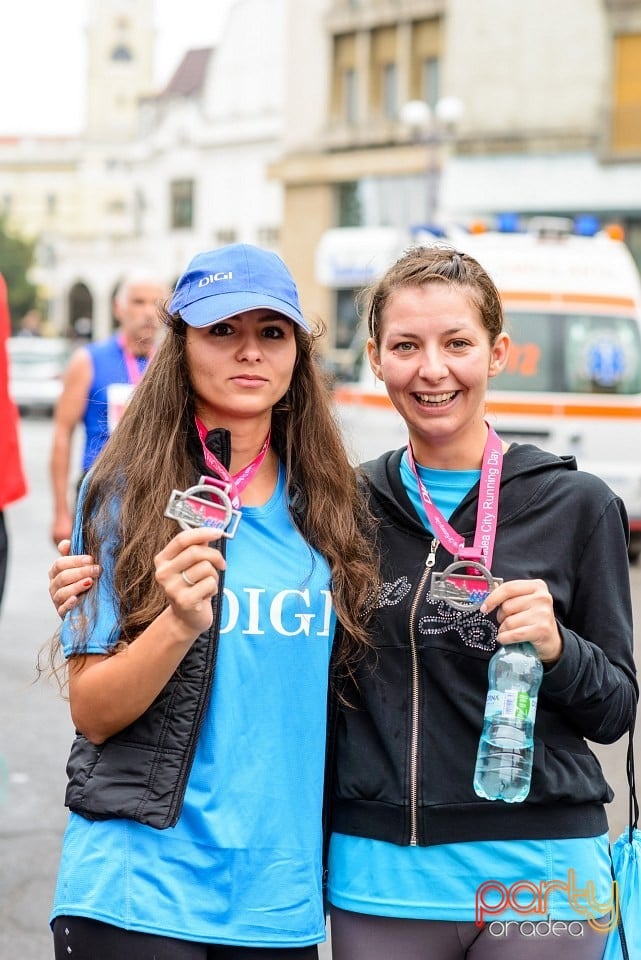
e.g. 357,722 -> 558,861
480,577 -> 563,665
154,526 -> 226,636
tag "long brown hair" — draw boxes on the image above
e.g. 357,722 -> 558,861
49,307 -> 378,679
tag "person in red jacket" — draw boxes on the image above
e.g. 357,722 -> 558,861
0,272 -> 28,611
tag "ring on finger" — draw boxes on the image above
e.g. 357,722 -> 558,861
181,570 -> 196,587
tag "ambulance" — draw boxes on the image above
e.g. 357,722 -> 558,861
328,218 -> 641,561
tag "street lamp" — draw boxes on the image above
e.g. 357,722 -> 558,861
400,96 -> 464,227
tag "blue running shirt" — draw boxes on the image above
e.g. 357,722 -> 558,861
82,335 -> 147,471
53,464 -> 335,947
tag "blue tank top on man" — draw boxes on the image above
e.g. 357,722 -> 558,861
82,335 -> 149,471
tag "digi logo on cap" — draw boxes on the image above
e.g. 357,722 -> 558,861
198,272 -> 233,287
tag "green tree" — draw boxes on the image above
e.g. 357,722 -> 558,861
0,216 -> 37,330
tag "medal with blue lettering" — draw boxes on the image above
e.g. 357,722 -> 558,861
431,556 -> 502,612
408,423 -> 504,612
165,476 -> 241,538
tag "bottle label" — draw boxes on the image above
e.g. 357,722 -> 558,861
486,689 -> 537,722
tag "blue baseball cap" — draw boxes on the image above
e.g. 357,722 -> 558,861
169,243 -> 310,332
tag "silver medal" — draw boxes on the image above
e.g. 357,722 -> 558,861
164,476 -> 241,538
431,559 -> 502,612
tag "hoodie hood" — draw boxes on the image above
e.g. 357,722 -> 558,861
358,442 -> 579,549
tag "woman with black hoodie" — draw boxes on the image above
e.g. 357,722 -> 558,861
327,246 -> 637,960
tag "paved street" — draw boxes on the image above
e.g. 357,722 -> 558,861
0,417 -> 334,959
1,416 -> 639,959
0,418 -> 74,959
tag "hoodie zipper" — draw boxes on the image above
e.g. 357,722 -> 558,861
408,537 -> 439,845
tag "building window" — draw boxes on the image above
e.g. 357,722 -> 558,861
133,188 -> 146,234
338,181 -> 363,226
332,33 -> 357,122
337,175 -> 433,230
421,56 -> 440,109
214,228 -> 237,245
111,44 -> 133,61
68,282 -> 94,339
257,226 -> 280,247
170,179 -> 194,229
371,26 -> 397,118
106,198 -> 126,215
344,68 -> 358,123
382,63 -> 398,119
410,18 -> 442,101
611,33 -> 641,153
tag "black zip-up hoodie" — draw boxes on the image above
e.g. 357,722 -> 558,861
65,427 -> 231,829
331,443 -> 638,847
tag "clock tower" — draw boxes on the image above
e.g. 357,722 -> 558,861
85,0 -> 155,141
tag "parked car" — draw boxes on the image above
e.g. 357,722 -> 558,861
7,336 -> 73,416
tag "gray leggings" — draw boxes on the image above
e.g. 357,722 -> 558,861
53,916 -> 319,960
329,906 -> 608,960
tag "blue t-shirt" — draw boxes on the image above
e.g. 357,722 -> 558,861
53,465 -> 336,947
327,454 -> 612,924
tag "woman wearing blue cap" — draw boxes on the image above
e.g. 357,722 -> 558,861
45,244 -> 378,959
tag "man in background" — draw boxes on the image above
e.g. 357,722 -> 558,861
0,272 -> 27,613
16,308 -> 43,337
50,271 -> 168,546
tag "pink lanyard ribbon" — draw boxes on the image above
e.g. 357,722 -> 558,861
195,416 -> 271,509
118,335 -> 151,385
407,423 -> 503,567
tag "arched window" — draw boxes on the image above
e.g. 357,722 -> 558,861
111,44 -> 133,62
68,282 -> 93,339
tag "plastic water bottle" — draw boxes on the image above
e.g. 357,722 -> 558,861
473,641 -> 543,803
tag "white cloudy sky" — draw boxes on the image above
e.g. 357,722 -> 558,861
0,0 -> 237,136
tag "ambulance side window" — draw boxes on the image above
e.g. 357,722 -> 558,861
493,312 -> 641,394
565,315 -> 641,394
494,312 -> 558,391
